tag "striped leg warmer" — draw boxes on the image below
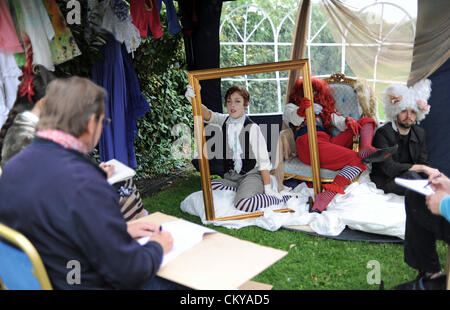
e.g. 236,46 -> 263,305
311,166 -> 362,212
358,122 -> 397,163
358,122 -> 377,159
211,179 -> 237,192
235,194 -> 292,213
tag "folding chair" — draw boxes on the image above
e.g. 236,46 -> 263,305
0,222 -> 52,290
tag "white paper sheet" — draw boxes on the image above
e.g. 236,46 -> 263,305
394,177 -> 434,196
106,159 -> 136,184
138,219 -> 216,267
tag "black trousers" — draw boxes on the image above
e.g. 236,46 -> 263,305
404,190 -> 450,273
382,170 -> 424,196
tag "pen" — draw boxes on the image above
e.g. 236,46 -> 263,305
424,173 -> 441,188
149,225 -> 162,237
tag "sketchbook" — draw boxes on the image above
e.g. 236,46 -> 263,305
133,212 -> 288,290
138,219 -> 216,267
106,159 -> 136,184
394,177 -> 435,196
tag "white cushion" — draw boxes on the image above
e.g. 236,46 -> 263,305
284,157 -> 339,180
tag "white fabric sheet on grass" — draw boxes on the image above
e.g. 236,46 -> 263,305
180,170 -> 406,239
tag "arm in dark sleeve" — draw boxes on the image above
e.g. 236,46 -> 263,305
416,130 -> 428,165
372,128 -> 412,178
70,178 -> 163,289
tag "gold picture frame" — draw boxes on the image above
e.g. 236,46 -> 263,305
188,59 -> 321,221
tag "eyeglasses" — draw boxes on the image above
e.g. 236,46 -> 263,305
102,117 -> 111,128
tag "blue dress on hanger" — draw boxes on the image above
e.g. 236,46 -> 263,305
92,33 -> 150,168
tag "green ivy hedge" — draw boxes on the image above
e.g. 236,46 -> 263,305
55,2 -> 194,179
132,30 -> 193,179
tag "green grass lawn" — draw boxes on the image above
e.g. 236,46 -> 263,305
142,170 -> 448,290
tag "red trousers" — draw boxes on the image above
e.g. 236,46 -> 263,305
296,117 -> 375,171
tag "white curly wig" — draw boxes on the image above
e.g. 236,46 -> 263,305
382,79 -> 431,123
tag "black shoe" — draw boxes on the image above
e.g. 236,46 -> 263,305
362,145 -> 398,164
309,207 -> 321,214
422,273 -> 447,290
394,270 -> 426,290
307,196 -> 322,214
395,272 -> 447,290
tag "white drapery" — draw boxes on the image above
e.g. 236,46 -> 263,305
407,0 -> 450,86
320,0 -> 415,92
287,0 -> 419,105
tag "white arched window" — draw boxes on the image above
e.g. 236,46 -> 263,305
220,0 -> 417,118
220,4 -> 278,115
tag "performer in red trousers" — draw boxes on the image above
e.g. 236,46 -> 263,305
283,78 -> 396,213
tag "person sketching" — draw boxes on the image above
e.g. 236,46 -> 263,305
0,65 -> 146,222
0,77 -> 177,289
426,173 -> 450,222
395,169 -> 450,290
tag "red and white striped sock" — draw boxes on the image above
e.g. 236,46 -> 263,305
311,166 -> 362,212
358,122 -> 376,159
311,191 -> 338,212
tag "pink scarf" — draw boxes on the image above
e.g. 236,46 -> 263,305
36,129 -> 88,154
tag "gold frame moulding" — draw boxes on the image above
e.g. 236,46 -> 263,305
188,59 -> 321,221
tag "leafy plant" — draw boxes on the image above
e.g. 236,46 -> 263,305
132,17 -> 193,179
54,1 -> 193,178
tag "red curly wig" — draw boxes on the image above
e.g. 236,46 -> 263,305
288,77 -> 336,132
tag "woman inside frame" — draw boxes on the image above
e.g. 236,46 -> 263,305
186,84 -> 294,213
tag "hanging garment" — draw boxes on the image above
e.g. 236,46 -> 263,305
87,0 -> 141,54
5,0 -> 26,67
111,0 -> 129,21
101,0 -> 142,53
20,0 -> 55,71
42,0 -> 82,66
130,0 -> 164,39
0,51 -> 22,129
5,0 -> 25,35
156,0 -> 182,35
179,0 -> 223,113
86,0 -> 102,39
92,34 -> 150,168
0,0 -> 23,54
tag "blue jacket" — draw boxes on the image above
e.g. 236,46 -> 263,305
0,138 -> 163,289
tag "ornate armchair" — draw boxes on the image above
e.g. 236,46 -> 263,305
273,73 -> 378,191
